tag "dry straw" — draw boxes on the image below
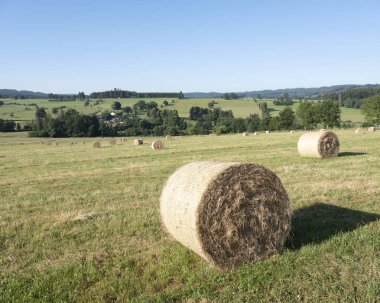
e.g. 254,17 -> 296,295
160,161 -> 291,269
242,132 -> 250,136
254,132 -> 259,136
151,140 -> 164,150
92,142 -> 101,148
355,128 -> 364,134
122,138 -> 128,142
134,138 -> 143,145
289,130 -> 294,134
166,135 -> 172,140
265,130 -> 270,134
297,131 -> 340,158
368,126 -> 375,132
109,139 -> 117,146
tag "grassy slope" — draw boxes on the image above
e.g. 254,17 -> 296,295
0,130 -> 379,302
0,98 -> 365,123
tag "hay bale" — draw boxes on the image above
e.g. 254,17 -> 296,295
160,161 -> 291,269
289,130 -> 294,134
355,128 -> 364,134
166,135 -> 172,140
265,131 -> 270,134
242,132 -> 250,136
122,138 -> 128,142
151,140 -> 164,150
134,138 -> 143,145
253,132 -> 259,136
93,142 -> 101,148
297,131 -> 340,158
109,139 -> 117,146
368,126 -> 375,132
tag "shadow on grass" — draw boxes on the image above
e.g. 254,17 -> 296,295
286,203 -> 380,250
338,152 -> 367,157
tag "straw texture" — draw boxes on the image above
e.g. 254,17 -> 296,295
160,161 -> 291,268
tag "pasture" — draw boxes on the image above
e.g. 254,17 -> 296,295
0,98 -> 365,124
0,130 -> 379,302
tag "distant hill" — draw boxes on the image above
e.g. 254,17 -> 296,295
0,89 -> 47,99
184,84 -> 380,99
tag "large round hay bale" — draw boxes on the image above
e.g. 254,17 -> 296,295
289,130 -> 294,134
160,161 -> 291,269
297,131 -> 340,158
151,140 -> 164,150
265,130 -> 270,134
134,138 -> 143,145
109,139 -> 117,146
253,132 -> 259,136
166,135 -> 172,140
93,142 -> 101,148
122,138 -> 128,142
242,132 -> 250,136
368,126 -> 375,132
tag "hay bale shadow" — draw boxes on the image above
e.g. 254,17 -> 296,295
338,152 -> 367,157
286,203 -> 379,250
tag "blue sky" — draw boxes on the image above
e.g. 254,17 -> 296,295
0,0 -> 379,93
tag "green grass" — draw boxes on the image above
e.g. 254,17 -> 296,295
0,98 -> 365,123
0,130 -> 379,302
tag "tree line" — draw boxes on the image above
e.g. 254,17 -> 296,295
89,88 -> 184,99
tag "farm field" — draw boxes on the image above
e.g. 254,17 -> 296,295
0,130 -> 379,302
0,98 -> 365,124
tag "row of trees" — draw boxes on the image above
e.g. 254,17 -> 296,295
89,88 -> 183,99
12,93 -> 380,137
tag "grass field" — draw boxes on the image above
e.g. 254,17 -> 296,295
0,98 -> 365,124
0,130 -> 379,302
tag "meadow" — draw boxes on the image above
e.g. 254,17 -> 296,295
0,98 -> 365,124
0,129 -> 379,302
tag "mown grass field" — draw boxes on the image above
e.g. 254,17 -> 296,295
0,129 -> 379,302
0,98 -> 365,124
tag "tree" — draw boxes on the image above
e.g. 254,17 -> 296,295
362,94 -> 380,124
35,108 -> 47,119
123,106 -> 133,114
163,100 -> 169,106
77,92 -> 86,101
278,107 -> 295,130
0,101 -> 4,106
296,101 -> 319,129
112,101 -> 122,110
258,102 -> 270,119
178,91 -> 184,99
245,114 -> 260,132
317,100 -> 341,128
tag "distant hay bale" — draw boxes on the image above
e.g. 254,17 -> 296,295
109,139 -> 117,146
289,130 -> 294,134
160,161 -> 291,269
297,131 -> 340,158
92,142 -> 101,148
208,134 -> 213,137
134,138 -> 143,145
151,140 -> 164,150
253,132 -> 259,136
122,138 -> 128,142
266,131 -> 270,134
242,132 -> 250,136
355,128 -> 364,134
368,126 -> 375,132
166,135 -> 172,140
